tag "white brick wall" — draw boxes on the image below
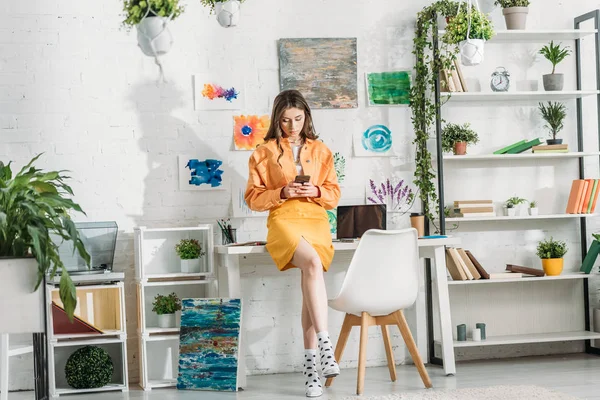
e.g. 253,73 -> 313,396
2,0 -> 600,390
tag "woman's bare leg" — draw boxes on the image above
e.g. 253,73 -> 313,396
302,296 -> 317,349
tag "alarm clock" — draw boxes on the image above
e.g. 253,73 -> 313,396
490,67 -> 510,92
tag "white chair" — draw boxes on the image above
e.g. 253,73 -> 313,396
1,333 -> 34,400
325,228 -> 432,395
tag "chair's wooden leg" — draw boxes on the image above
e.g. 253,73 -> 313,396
394,310 -> 432,388
325,313 -> 352,387
381,324 -> 397,382
356,312 -> 369,395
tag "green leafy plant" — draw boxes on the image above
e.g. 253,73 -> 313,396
200,0 -> 246,13
443,7 -> 495,44
538,101 -> 567,140
175,238 -> 205,260
0,154 -> 90,321
494,0 -> 530,7
122,0 -> 185,28
505,196 -> 526,208
529,200 -> 537,208
333,152 -> 345,184
152,292 -> 181,315
536,237 -> 568,259
539,41 -> 571,74
441,123 -> 479,153
65,346 -> 113,389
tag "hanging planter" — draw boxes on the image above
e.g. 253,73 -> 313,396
201,0 -> 246,28
136,16 -> 173,56
443,1 -> 494,66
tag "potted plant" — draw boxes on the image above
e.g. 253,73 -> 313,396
539,41 -> 571,91
175,238 -> 205,273
122,0 -> 185,56
443,6 -> 494,66
536,237 -> 567,276
539,101 -> 567,145
529,200 -> 539,216
200,0 -> 246,28
152,292 -> 181,328
0,154 -> 90,323
442,123 -> 480,155
505,196 -> 526,216
494,0 -> 530,30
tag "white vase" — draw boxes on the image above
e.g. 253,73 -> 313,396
157,313 -> 176,328
459,39 -> 485,66
529,207 -> 539,216
215,0 -> 241,28
136,16 -> 173,56
506,208 -> 516,217
180,258 -> 201,273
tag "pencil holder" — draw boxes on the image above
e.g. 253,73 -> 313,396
222,228 -> 237,245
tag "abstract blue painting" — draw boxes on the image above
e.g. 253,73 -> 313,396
178,155 -> 228,191
353,124 -> 394,157
177,298 -> 242,392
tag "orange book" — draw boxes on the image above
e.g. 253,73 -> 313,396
580,179 -> 595,213
566,180 -> 587,214
591,182 -> 600,213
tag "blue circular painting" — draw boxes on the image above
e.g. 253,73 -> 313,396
361,125 -> 392,153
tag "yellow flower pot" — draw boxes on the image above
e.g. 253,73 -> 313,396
541,258 -> 563,276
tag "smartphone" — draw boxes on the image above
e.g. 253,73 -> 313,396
294,175 -> 311,184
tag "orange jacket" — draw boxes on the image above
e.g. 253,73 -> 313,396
245,138 -> 341,212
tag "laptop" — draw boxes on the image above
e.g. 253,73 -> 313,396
336,204 -> 387,240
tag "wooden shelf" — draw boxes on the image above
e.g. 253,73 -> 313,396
441,90 -> 599,102
439,29 -> 598,42
445,214 -> 598,222
435,331 -> 600,348
448,272 -> 592,285
443,152 -> 600,161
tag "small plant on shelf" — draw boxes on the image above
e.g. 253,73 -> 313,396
505,196 -> 526,216
538,101 -> 567,145
528,200 -> 538,216
175,239 -> 205,260
539,41 -> 571,91
441,123 -> 480,155
152,292 -> 181,328
536,237 -> 568,276
494,0 -> 530,30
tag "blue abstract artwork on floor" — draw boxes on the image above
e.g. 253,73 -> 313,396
177,298 -> 242,392
186,159 -> 224,188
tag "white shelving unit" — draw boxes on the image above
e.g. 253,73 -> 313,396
439,29 -> 598,42
45,272 -> 128,397
441,90 -> 600,102
437,331 -> 600,349
446,213 -> 599,222
134,225 -> 217,391
447,272 -> 595,285
443,152 -> 600,161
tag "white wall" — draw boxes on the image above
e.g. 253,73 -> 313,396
2,0 -> 600,390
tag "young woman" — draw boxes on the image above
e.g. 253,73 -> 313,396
245,89 -> 341,397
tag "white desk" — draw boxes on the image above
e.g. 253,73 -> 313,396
215,237 -> 460,388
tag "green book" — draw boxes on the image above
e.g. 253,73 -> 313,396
493,139 -> 527,155
580,239 -> 600,274
506,138 -> 543,154
587,179 -> 599,214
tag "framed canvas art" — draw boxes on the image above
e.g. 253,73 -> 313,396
365,71 -> 411,106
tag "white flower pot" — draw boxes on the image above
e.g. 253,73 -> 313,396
503,7 -> 528,30
180,258 -> 201,273
459,39 -> 485,66
506,208 -> 516,217
529,207 -> 539,216
215,0 -> 241,28
136,16 -> 173,56
157,313 -> 176,328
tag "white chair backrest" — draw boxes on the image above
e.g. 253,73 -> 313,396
334,228 -> 419,316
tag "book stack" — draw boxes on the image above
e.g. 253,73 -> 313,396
532,144 -> 568,153
440,60 -> 468,92
565,179 -> 600,214
493,138 -> 543,154
453,200 -> 495,217
445,250 -> 547,280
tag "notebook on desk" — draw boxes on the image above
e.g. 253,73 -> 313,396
336,204 -> 386,239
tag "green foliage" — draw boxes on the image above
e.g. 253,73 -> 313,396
536,237 -> 568,259
505,196 -> 526,208
152,292 -> 181,315
0,154 -> 90,321
539,41 -> 571,74
443,7 -> 494,44
200,0 -> 246,12
65,346 -> 113,389
529,200 -> 537,208
538,101 -> 567,140
441,123 -> 479,152
122,0 -> 185,28
333,152 -> 345,183
175,238 -> 205,260
494,0 -> 530,7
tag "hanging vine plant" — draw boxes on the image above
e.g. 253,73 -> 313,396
409,0 -> 460,231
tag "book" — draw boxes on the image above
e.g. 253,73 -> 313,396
448,68 -> 463,92
505,264 -> 545,277
532,149 -> 569,153
489,272 -> 523,279
453,59 -> 468,92
580,240 -> 600,274
454,212 -> 495,217
493,140 -> 527,155
442,69 -> 457,92
445,248 -> 467,280
589,180 -> 600,213
454,203 -> 494,209
580,179 -> 595,213
575,180 -> 589,213
454,200 -> 493,205
455,207 -> 495,213
465,250 -> 489,279
532,144 -> 568,151
449,247 -> 473,280
457,248 -> 481,279
565,179 -> 587,214
505,138 -> 543,154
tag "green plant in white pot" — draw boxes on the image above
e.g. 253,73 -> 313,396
495,0 -> 530,30
505,196 -> 526,217
152,292 -> 181,328
528,200 -> 538,216
539,41 -> 571,91
175,238 -> 205,273
539,101 -> 567,145
443,6 -> 494,66
0,154 -> 90,327
200,0 -> 246,28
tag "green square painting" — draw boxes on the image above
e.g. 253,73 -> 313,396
366,71 -> 411,106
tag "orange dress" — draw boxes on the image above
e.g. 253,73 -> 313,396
245,138 -> 341,271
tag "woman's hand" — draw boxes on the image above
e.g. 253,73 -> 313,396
281,182 -> 319,198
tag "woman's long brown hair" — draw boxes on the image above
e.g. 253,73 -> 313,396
263,90 -> 319,166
